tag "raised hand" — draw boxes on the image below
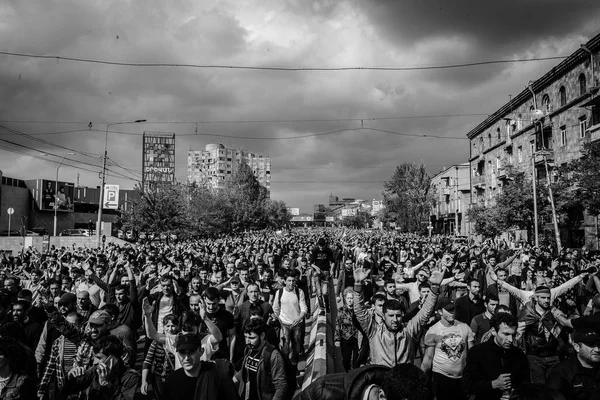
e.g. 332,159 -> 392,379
142,297 -> 152,316
353,267 -> 371,283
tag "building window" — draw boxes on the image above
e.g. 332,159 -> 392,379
559,86 -> 566,106
496,127 -> 501,141
560,126 -> 567,146
542,94 -> 551,112
579,73 -> 587,96
517,146 -> 523,163
488,132 -> 492,147
517,114 -> 523,130
580,117 -> 587,138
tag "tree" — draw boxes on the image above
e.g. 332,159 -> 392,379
567,140 -> 600,216
121,183 -> 189,239
466,205 -> 503,238
223,162 -> 269,232
382,163 -> 434,232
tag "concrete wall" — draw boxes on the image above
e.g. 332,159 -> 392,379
0,184 -> 32,231
0,236 -> 130,254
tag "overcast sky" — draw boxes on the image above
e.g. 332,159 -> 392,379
1,0 -> 599,212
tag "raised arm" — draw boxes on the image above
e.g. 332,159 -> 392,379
352,267 -> 374,336
141,297 -> 166,344
405,271 -> 442,337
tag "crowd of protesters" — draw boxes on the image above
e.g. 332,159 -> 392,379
0,229 -> 599,400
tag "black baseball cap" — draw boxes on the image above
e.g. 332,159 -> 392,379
572,328 -> 600,345
176,334 -> 202,352
436,297 -> 456,312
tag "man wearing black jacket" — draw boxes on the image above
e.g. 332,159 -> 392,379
462,313 -> 530,400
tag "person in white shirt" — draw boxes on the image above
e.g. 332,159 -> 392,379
422,298 -> 474,400
273,269 -> 307,364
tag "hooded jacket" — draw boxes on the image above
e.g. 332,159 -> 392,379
294,365 -> 389,400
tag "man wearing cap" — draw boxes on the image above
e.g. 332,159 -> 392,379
547,328 -> 600,400
166,332 -> 240,400
46,305 -> 132,377
421,298 -> 474,400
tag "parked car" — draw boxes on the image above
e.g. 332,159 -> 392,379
59,229 -> 90,237
0,230 -> 21,237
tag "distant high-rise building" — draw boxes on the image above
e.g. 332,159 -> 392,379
187,143 -> 271,197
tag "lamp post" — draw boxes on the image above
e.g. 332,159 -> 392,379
54,153 -> 75,236
97,120 -> 146,247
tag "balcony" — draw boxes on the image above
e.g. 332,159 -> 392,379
497,167 -> 511,181
472,174 -> 486,190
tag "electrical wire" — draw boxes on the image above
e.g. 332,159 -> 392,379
0,136 -> 139,181
0,124 -> 102,159
0,126 -> 469,140
0,113 -> 491,125
0,51 -> 567,71
0,144 -> 137,181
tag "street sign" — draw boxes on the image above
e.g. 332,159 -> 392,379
103,184 -> 119,209
6,208 -> 14,215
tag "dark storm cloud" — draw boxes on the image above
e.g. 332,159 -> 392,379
360,0 -> 600,54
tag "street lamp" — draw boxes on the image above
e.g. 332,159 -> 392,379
97,119 -> 146,247
54,153 -> 75,236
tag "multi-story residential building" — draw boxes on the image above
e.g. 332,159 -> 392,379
467,34 -> 600,248
430,163 -> 471,236
187,143 -> 271,197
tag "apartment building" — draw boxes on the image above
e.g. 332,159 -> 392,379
187,143 -> 271,197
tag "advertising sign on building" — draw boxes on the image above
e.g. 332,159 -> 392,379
287,207 -> 300,216
38,180 -> 75,212
325,216 -> 334,222
142,132 -> 176,190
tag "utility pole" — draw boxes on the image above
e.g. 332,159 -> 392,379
97,120 -> 146,247
532,152 -> 539,247
542,152 -> 562,251
455,166 -> 460,236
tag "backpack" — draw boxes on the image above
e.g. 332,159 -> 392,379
276,287 -> 301,312
263,344 -> 298,400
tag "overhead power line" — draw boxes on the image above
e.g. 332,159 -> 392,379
0,126 -> 467,140
0,113 -> 490,125
0,51 -> 567,72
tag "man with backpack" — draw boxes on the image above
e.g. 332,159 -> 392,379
273,269 -> 307,365
237,318 -> 296,400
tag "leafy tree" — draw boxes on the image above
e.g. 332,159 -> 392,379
466,205 -> 503,238
121,183 -> 189,239
382,163 -> 434,232
567,140 -> 600,216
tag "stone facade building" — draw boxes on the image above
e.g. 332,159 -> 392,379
467,34 -> 600,248
430,163 -> 471,236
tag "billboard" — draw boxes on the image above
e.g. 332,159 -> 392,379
287,207 -> 300,216
142,132 -> 175,189
40,180 -> 75,212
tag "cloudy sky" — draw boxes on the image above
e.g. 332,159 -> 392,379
1,0 -> 599,212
